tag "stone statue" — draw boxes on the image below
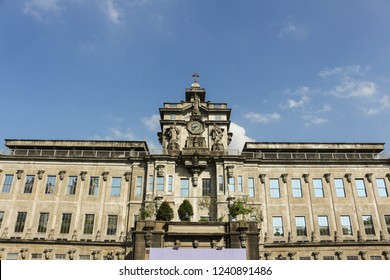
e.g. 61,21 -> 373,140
211,124 -> 224,151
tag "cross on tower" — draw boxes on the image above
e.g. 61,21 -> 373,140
192,73 -> 199,83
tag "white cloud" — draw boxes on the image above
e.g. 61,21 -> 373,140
23,0 -> 61,20
302,115 -> 328,126
101,0 -> 123,24
229,122 -> 256,151
142,114 -> 160,132
318,65 -> 365,78
244,112 -> 280,124
329,77 -> 376,98
364,95 -> 390,115
94,127 -> 136,141
278,23 -> 298,38
285,95 -> 310,109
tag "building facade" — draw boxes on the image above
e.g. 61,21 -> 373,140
1,75 -> 390,260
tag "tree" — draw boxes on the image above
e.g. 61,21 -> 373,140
229,198 -> 252,220
178,199 -> 194,221
156,201 -> 174,221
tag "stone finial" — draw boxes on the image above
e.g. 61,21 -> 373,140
357,230 -> 365,242
380,230 -> 388,241
281,173 -> 288,184
102,172 -> 109,181
259,174 -> 266,184
124,172 -> 132,182
80,171 -> 87,181
58,170 -> 66,180
303,173 -> 310,183
95,230 -> 101,241
37,170 -> 45,180
324,173 -> 331,183
25,228 -> 32,239
365,173 -> 373,183
345,173 -> 352,183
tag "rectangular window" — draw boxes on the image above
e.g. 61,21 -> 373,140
23,175 -> 35,193
376,178 -> 388,197
248,177 -> 255,197
0,211 -> 4,228
318,216 -> 330,236
168,176 -> 173,192
323,256 -> 335,260
180,178 -> 189,197
37,213 -> 49,233
385,215 -> 390,234
14,212 -> 27,232
60,213 -> 72,234
370,256 -> 382,260
340,215 -> 352,236
31,253 -> 42,260
270,179 -> 280,198
228,177 -> 235,192
45,176 -> 56,194
135,176 -> 143,196
55,254 -> 66,260
334,178 -> 346,197
355,179 -> 367,197
67,176 -> 77,195
313,179 -> 324,198
83,214 -> 95,234
107,215 -> 118,235
295,216 -> 307,236
2,174 -> 14,193
237,176 -> 243,192
110,177 -> 121,197
347,256 -> 359,260
6,253 -> 18,260
272,216 -> 284,237
79,255 -> 90,260
148,175 -> 154,192
202,179 -> 211,196
218,175 -> 224,192
88,177 -> 99,196
362,215 -> 375,235
291,179 -> 302,198
156,176 -> 164,191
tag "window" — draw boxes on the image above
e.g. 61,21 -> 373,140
202,179 -> 211,196
376,178 -> 388,197
0,211 -> 4,228
6,253 -> 18,260
79,255 -> 90,260
270,179 -> 280,198
83,214 -> 95,234
295,216 -> 307,236
228,177 -> 235,192
385,215 -> 390,234
88,177 -> 99,196
334,178 -> 345,197
168,176 -> 173,192
299,257 -> 311,260
31,253 -> 42,260
313,179 -> 324,198
45,176 -> 56,194
156,176 -> 164,191
14,212 -> 27,232
55,254 -> 66,260
362,215 -> 375,235
37,213 -> 49,233
23,175 -> 35,193
110,177 -> 121,197
272,216 -> 284,236
355,179 -> 367,197
340,215 -> 352,235
318,216 -> 330,236
218,175 -> 224,192
323,256 -> 335,260
237,176 -> 243,192
135,176 -> 143,196
370,256 -> 382,260
347,256 -> 359,260
180,178 -> 189,197
147,175 -> 154,192
67,176 -> 77,195
107,215 -> 118,235
291,179 -> 302,198
60,213 -> 72,234
248,177 -> 255,197
2,174 -> 14,193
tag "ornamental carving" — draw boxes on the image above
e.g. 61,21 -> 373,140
303,173 -> 310,183
281,173 -> 288,184
288,252 -> 296,260
48,229 -> 55,240
166,123 -> 180,152
380,230 -> 388,241
37,170 -> 45,180
92,250 -> 100,260
156,165 -> 165,177
16,170 -> 24,180
1,228 -> 9,239
25,228 -> 32,239
80,171 -> 87,181
264,252 -> 272,260
116,251 -> 125,260
383,251 -> 390,260
102,172 -> 109,181
95,230 -> 101,241
193,240 -> 199,248
20,248 -> 29,260
335,251 -> 343,260
359,251 -> 367,260
72,230 -> 78,241
259,174 -> 266,184
312,251 -> 320,260
191,168 -> 200,187
124,172 -> 132,182
106,251 -> 114,260
345,173 -> 352,183
58,171 -> 66,180
226,166 -> 234,178
324,173 -> 331,183
0,248 -> 4,260
386,173 -> 390,182
68,249 -> 76,260
43,249 -> 52,260
365,173 -> 373,183
311,231 -> 317,242
211,123 -> 224,151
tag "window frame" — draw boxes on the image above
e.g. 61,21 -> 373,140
340,215 -> 353,236
60,213 -> 72,234
45,175 -> 56,194
269,179 -> 280,198
23,175 -> 35,194
355,178 -> 367,197
291,178 -> 302,198
272,216 -> 284,237
202,178 -> 211,196
107,215 -> 118,235
318,215 -> 330,236
334,178 -> 346,197
66,176 -> 77,195
2,174 -> 14,193
14,212 -> 27,233
295,216 -> 307,237
83,214 -> 95,235
376,178 -> 388,197
110,177 -> 122,197
88,176 -> 99,196
248,177 -> 255,197
37,212 -> 49,233
180,178 -> 189,197
135,176 -> 143,196
362,215 -> 375,235
313,178 -> 324,198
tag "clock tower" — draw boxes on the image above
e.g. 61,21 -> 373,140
158,74 -> 233,156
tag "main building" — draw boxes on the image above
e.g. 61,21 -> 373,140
1,75 -> 390,260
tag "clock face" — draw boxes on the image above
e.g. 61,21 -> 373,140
188,120 -> 204,134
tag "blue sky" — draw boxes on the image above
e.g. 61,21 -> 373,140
1,0 -> 390,153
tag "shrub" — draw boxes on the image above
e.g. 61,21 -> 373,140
178,199 -> 194,221
156,201 -> 174,221
229,198 -> 252,220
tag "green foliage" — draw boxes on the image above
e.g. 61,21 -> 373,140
178,199 -> 194,221
229,198 -> 252,220
139,204 -> 154,220
156,201 -> 174,221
